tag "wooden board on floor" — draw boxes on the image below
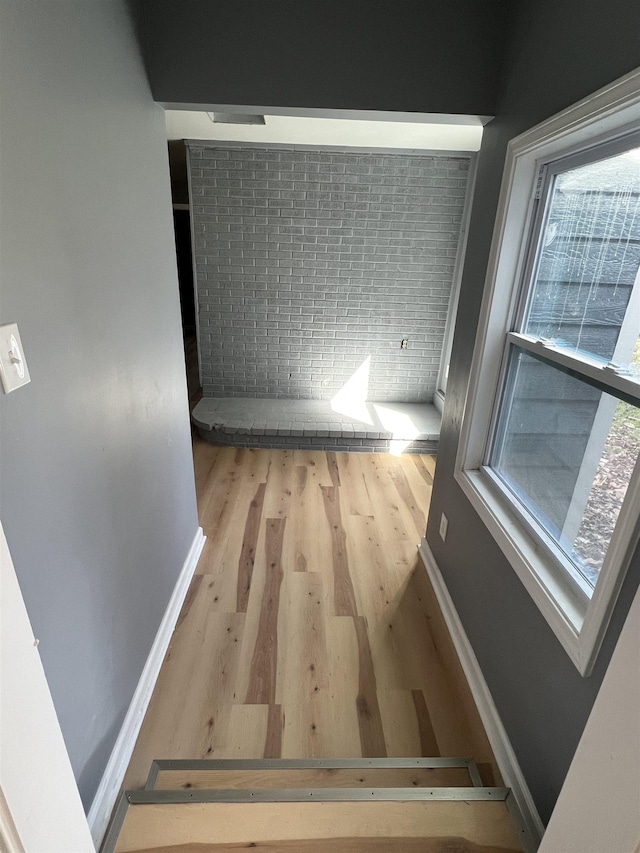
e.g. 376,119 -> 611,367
113,801 -> 522,852
114,842 -> 513,853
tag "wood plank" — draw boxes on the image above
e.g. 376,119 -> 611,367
283,463 -> 333,577
368,455 -> 426,549
232,520 -> 268,707
281,696 -> 356,758
195,452 -> 269,607
152,766 -> 474,791
350,454 -> 418,554
192,440 -> 220,506
344,514 -> 404,625
353,616 -> 386,757
409,453 -> 435,487
412,689 -> 440,757
412,564 -> 502,785
206,448 -> 273,584
262,450 -> 295,519
173,704 -> 271,761
241,447 -> 274,484
343,515 -> 429,722
388,463 -> 427,540
219,705 -> 270,758
115,841 -> 517,853
173,575 -> 203,633
326,451 -> 341,487
321,485 -> 358,617
122,605 -> 245,789
264,704 -> 284,759
114,801 -> 522,851
276,572 -> 328,706
377,690 -> 426,758
323,616 -> 359,703
197,447 -> 246,535
335,452 -> 374,517
394,566 -> 477,760
193,540 -> 239,611
276,573 -> 335,757
245,518 -> 286,705
236,482 -> 267,612
399,454 -> 433,513
292,449 -> 334,486
315,616 -> 361,757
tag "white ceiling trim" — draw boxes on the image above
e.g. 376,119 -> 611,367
165,111 -> 484,152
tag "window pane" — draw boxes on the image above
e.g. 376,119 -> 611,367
524,146 -> 640,373
491,348 -> 640,588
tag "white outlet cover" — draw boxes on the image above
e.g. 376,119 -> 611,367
0,323 -> 31,393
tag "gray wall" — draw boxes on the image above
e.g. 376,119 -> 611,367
189,145 -> 470,401
133,0 -> 512,116
426,0 -> 640,824
0,0 -> 198,808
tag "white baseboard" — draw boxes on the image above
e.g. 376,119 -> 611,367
87,527 -> 205,850
418,538 -> 545,853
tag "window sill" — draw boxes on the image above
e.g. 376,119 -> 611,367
454,466 -> 598,674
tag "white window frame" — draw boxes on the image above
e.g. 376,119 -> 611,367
435,153 -> 479,412
455,67 -> 640,677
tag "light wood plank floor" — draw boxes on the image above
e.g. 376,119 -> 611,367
123,439 -> 498,789
115,801 -> 522,852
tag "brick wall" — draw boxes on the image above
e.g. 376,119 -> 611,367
188,145 -> 471,401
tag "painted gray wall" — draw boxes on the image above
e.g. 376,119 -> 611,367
0,0 -> 198,808
425,0 -> 640,824
189,145 -> 470,402
132,0 -> 512,116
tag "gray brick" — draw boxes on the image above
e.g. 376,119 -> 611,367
189,144 -> 470,401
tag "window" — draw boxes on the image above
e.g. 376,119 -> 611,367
456,68 -> 640,675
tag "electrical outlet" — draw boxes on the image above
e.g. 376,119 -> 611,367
0,324 -> 31,393
439,512 -> 448,541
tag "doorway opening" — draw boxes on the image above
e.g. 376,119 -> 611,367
166,108 -> 482,452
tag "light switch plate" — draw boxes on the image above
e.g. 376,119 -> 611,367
0,323 -> 31,393
439,512 -> 448,541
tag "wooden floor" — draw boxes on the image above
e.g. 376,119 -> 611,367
114,801 -> 522,852
123,439 -> 498,790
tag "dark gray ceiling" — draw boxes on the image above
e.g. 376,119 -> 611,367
131,0 -> 514,116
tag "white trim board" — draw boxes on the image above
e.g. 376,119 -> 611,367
418,539 -> 545,853
0,789 -> 25,853
165,103 -> 491,125
87,527 -> 205,850
0,520 -> 92,852
183,138 -> 478,156
435,152 -> 479,398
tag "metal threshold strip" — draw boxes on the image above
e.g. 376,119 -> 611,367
130,785 -> 509,804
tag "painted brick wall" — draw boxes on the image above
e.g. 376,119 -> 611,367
188,145 -> 471,401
